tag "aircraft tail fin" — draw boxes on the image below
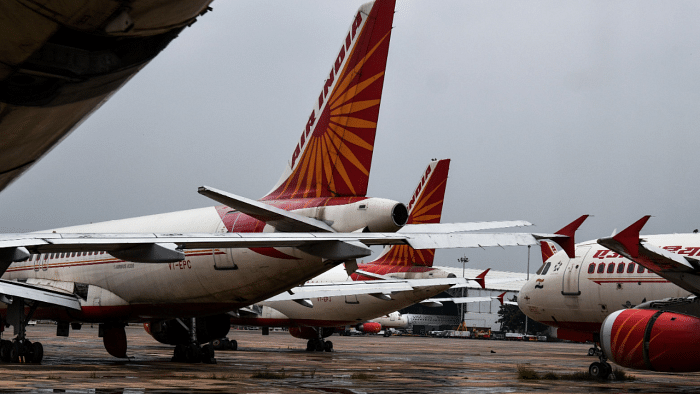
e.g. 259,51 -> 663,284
539,240 -> 558,263
370,159 -> 450,267
262,0 -> 396,200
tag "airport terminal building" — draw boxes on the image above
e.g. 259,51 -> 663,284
398,267 -> 527,334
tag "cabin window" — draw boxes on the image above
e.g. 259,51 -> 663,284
617,263 -> 625,273
637,264 -> 645,274
541,262 -> 552,275
588,263 -> 596,274
597,263 -> 605,274
627,263 -> 636,273
50,253 -> 55,259
607,263 -> 616,274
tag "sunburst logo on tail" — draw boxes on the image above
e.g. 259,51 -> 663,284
371,159 -> 450,267
263,1 -> 396,201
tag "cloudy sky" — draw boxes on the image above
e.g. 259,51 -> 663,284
2,1 -> 700,273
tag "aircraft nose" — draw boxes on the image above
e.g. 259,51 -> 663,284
517,279 -> 534,315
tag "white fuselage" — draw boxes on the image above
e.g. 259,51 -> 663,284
518,235 -> 694,334
4,198 -> 401,322
239,265 -> 454,327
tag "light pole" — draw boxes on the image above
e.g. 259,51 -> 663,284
458,256 -> 469,329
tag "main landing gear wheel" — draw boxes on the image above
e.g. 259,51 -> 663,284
171,318 -> 217,364
1,299 -> 44,363
589,361 -> 612,379
306,339 -> 333,352
1,339 -> 43,364
211,338 -> 237,351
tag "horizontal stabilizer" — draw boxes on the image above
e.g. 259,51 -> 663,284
198,186 -> 335,233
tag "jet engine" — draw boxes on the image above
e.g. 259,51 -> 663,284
289,326 -> 335,340
356,322 -> 382,334
600,309 -> 700,372
296,198 -> 408,233
144,314 -> 231,345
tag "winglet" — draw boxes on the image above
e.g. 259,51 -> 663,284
553,215 -> 589,258
474,268 -> 490,289
611,216 -> 651,258
496,291 -> 506,306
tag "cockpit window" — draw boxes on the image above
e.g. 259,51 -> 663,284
541,262 -> 552,275
536,263 -> 545,275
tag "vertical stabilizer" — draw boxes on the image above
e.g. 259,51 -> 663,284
263,0 -> 396,200
370,159 -> 450,267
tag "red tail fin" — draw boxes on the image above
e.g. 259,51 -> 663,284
539,240 -> 558,263
371,159 -> 450,267
496,292 -> 507,306
263,0 -> 396,200
474,268 -> 490,289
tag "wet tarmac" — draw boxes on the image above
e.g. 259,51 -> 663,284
1,324 -> 699,393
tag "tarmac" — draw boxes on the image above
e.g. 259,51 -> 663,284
0,324 -> 698,393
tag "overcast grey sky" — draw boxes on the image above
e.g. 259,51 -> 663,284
2,1 -> 700,273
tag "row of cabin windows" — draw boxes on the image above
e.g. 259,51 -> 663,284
31,251 -> 106,261
588,262 -> 647,274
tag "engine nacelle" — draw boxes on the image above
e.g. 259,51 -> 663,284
601,309 -> 700,372
144,314 -> 231,345
289,326 -> 335,340
295,198 -> 408,233
356,322 -> 382,334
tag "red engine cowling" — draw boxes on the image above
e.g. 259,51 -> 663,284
289,326 -> 335,340
601,309 -> 700,372
356,322 -> 382,334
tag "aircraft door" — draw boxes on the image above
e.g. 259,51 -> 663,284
561,246 -> 591,296
213,248 -> 237,271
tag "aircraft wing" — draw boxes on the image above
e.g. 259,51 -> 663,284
399,221 -> 532,233
264,277 -> 467,303
423,296 -> 494,304
0,229 -> 554,264
598,216 -> 700,296
0,279 -> 81,310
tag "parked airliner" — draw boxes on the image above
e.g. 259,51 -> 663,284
0,0 -> 555,364
145,159 -> 504,352
519,216 -> 694,378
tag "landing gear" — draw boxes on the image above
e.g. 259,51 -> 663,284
305,338 -> 333,352
588,344 -> 612,380
211,338 -> 237,351
587,342 -> 601,357
171,318 -> 216,364
1,298 -> 43,363
0,339 -> 43,363
589,361 -> 612,379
